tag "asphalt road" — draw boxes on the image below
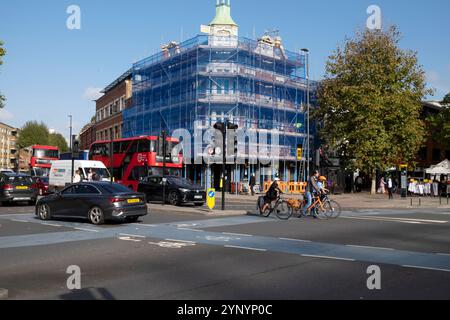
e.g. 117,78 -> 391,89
0,203 -> 450,300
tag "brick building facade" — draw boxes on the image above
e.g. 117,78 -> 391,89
80,69 -> 132,148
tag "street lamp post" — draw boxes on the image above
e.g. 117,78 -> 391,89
69,115 -> 74,184
301,49 -> 310,179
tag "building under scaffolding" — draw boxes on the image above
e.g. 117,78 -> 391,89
122,0 -> 317,189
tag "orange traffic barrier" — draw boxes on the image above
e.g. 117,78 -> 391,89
264,181 -> 307,195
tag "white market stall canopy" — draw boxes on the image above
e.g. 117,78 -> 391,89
426,159 -> 450,175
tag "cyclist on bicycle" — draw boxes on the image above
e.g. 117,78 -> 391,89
318,176 -> 329,195
261,179 -> 283,215
302,170 -> 321,218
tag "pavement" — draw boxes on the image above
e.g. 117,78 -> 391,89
1,201 -> 450,300
149,192 -> 450,217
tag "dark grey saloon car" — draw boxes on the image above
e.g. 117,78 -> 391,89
35,182 -> 148,225
0,173 -> 38,205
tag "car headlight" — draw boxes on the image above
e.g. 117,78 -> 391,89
179,188 -> 190,193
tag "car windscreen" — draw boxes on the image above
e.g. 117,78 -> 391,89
167,177 -> 194,187
34,149 -> 59,159
99,183 -> 133,194
37,177 -> 49,184
86,168 -> 111,180
33,168 -> 50,177
7,176 -> 33,184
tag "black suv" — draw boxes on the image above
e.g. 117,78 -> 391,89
0,173 -> 38,205
138,176 -> 206,207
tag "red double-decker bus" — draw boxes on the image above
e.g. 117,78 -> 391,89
21,145 -> 60,177
89,136 -> 183,191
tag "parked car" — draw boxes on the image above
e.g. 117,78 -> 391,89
138,176 -> 206,206
33,176 -> 50,196
36,182 -> 148,225
0,173 -> 38,205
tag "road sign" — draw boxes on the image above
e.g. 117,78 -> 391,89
207,188 -> 216,210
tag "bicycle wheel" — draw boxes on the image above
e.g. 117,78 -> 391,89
260,203 -> 272,217
276,201 -> 293,220
314,205 -> 328,220
323,200 -> 342,219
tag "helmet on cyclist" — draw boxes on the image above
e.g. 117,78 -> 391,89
319,176 -> 327,182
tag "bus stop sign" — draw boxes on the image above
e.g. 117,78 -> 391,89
207,189 -> 216,210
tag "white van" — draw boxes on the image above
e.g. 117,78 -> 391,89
49,160 -> 111,190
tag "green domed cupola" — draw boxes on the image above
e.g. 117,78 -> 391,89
210,0 -> 238,27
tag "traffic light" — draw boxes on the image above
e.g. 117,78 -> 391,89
213,122 -> 226,133
72,136 -> 80,153
297,144 -> 303,161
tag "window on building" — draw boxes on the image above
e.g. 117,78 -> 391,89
419,147 -> 427,161
432,149 -> 441,162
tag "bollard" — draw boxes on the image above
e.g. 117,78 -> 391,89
0,288 -> 8,300
419,198 -> 421,207
410,198 -> 413,207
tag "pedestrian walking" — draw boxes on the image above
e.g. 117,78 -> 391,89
387,177 -> 394,200
378,177 -> 386,194
250,173 -> 256,196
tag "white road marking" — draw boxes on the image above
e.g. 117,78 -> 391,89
437,253 -> 450,257
342,216 -> 425,225
223,232 -> 253,237
40,223 -> 62,228
402,265 -> 450,273
74,228 -> 99,233
11,219 -> 28,223
119,233 -> 146,238
177,228 -> 204,232
343,216 -> 447,224
149,241 -> 196,249
225,245 -> 267,252
203,235 -> 241,242
132,224 -> 157,227
346,245 -> 395,251
119,237 -> 142,242
165,239 -> 197,244
279,238 -> 312,243
301,254 -> 356,262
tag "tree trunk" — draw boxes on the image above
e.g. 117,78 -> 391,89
371,170 -> 377,195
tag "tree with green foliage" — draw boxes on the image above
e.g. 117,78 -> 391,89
428,93 -> 450,149
316,26 -> 431,194
17,121 -> 50,148
0,40 -> 5,108
48,133 -> 69,153
443,93 -> 450,105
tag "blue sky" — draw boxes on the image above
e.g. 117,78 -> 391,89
0,0 -> 449,141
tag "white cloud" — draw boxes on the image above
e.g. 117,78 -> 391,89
82,87 -> 103,101
0,109 -> 14,122
426,70 -> 449,98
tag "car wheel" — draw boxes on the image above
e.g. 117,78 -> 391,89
38,204 -> 52,221
168,192 -> 181,206
88,206 -> 105,225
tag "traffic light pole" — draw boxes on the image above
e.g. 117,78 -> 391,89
162,130 -> 167,206
222,125 -> 226,211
